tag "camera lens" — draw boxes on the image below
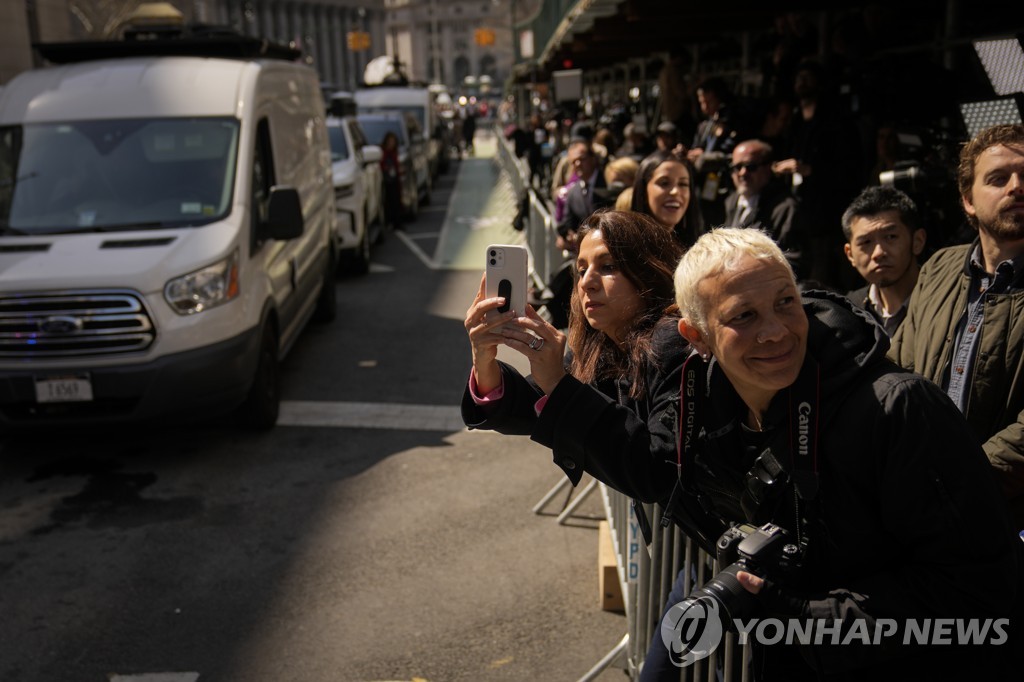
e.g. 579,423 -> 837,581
489,250 -> 497,257
489,259 -> 496,265
688,562 -> 759,627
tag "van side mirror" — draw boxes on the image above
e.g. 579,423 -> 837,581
265,186 -> 304,240
362,144 -> 382,165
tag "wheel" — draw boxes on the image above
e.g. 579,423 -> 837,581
313,251 -> 338,322
404,190 -> 419,222
238,322 -> 280,431
350,223 -> 370,275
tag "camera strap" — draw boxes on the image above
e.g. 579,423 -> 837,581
664,351 -> 822,535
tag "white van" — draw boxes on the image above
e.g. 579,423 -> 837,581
0,34 -> 337,429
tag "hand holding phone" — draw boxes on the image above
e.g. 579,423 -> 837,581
484,244 -> 528,322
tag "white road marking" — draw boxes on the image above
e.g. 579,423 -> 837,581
393,230 -> 438,269
279,400 -> 466,432
110,671 -> 201,675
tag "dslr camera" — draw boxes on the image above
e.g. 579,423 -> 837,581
688,522 -> 804,627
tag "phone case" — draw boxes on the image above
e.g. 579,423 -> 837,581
485,244 -> 529,321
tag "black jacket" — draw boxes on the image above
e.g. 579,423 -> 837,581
681,293 -> 1018,678
556,172 -> 611,238
462,318 -> 686,504
846,284 -> 907,337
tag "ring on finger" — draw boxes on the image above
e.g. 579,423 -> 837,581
529,337 -> 545,351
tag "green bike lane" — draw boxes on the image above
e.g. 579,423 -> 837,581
431,130 -> 525,271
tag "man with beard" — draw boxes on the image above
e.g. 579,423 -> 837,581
889,124 -> 1024,530
842,186 -> 926,336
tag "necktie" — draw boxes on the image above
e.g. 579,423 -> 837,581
737,197 -> 751,225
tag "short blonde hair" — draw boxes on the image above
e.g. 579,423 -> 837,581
604,156 -> 640,187
674,227 -> 795,334
614,186 -> 634,210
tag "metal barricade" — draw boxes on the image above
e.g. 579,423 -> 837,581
582,484 -> 751,681
492,125 -> 561,291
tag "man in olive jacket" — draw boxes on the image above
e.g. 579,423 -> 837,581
888,124 -> 1024,529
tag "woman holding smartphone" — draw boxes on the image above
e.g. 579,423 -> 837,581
462,210 -> 686,506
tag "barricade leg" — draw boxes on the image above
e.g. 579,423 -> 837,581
531,476 -> 572,514
575,633 -> 629,682
555,478 -> 599,524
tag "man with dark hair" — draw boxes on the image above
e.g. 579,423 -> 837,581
842,186 -> 926,336
724,139 -> 802,275
890,123 -> 1024,529
687,77 -> 743,226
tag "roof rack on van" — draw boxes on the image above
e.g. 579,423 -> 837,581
34,24 -> 301,65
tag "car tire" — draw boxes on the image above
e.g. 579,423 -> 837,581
238,322 -> 280,431
350,223 -> 370,275
405,192 -> 419,221
313,251 -> 338,322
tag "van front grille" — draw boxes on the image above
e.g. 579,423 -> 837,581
0,291 -> 156,357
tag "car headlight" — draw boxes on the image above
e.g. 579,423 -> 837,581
335,183 -> 356,202
164,250 -> 240,315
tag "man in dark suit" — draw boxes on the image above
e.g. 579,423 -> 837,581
556,138 -> 611,240
723,139 -> 803,276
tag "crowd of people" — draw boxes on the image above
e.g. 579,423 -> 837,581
475,97 -> 1024,675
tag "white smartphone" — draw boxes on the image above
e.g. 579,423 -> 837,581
485,244 -> 529,321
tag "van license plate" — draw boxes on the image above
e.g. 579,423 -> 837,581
35,375 -> 93,403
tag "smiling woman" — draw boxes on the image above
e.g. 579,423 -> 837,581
631,149 -> 704,247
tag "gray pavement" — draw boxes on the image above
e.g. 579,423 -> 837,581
0,129 -> 635,682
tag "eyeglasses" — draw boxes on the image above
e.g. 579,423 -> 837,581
730,161 -> 767,174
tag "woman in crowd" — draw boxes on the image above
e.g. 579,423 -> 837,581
379,131 -> 403,231
461,210 -> 685,512
630,148 -> 705,248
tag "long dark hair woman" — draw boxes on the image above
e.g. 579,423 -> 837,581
631,148 -> 705,248
462,209 -> 686,499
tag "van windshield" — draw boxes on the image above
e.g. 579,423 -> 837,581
357,117 -> 408,149
0,117 -> 239,235
359,105 -> 424,129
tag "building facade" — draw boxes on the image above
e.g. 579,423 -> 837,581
383,0 -> 515,96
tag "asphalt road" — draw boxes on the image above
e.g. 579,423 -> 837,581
0,134 -> 629,682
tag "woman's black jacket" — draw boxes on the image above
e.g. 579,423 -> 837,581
461,317 -> 686,507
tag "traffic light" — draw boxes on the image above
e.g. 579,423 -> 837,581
347,31 -> 371,51
474,28 -> 495,46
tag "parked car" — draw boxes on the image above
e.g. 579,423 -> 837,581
0,29 -> 337,430
326,115 -> 383,275
356,111 -> 430,219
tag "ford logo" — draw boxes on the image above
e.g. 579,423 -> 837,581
39,316 -> 83,335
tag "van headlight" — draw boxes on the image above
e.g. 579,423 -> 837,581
164,250 -> 240,315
